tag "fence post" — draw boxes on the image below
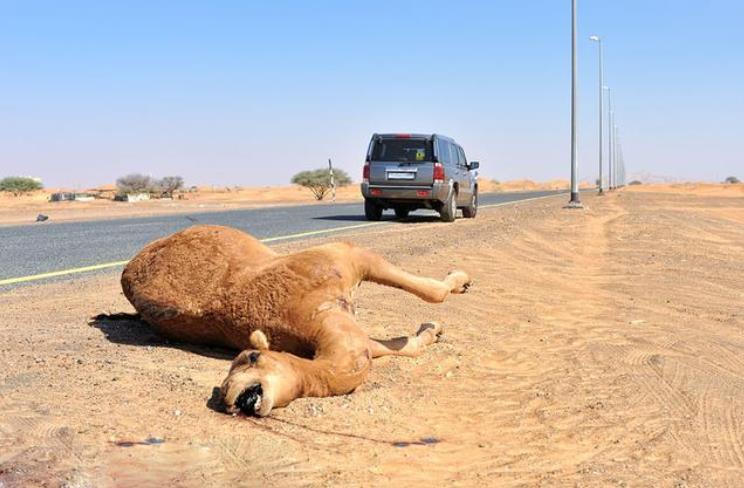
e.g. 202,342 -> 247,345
328,158 -> 336,203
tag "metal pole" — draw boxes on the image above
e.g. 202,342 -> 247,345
615,131 -> 625,188
328,158 -> 336,203
607,88 -> 614,190
613,125 -> 619,189
616,143 -> 621,187
590,36 -> 603,194
568,0 -> 582,207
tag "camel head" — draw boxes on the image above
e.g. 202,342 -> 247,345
220,332 -> 300,417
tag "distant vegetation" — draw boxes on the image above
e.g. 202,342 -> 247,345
291,168 -> 352,200
723,176 -> 740,184
158,176 -> 185,198
116,173 -> 185,197
629,180 -> 643,185
116,174 -> 153,194
0,176 -> 43,196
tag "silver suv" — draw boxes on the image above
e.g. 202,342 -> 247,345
361,133 -> 480,222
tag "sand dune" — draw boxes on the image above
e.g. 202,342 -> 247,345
625,182 -> 744,197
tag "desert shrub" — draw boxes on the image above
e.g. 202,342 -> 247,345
291,168 -> 352,200
0,176 -> 43,196
724,176 -> 740,184
629,180 -> 643,185
157,176 -> 185,197
116,173 -> 155,195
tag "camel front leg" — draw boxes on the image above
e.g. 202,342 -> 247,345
369,322 -> 444,358
221,312 -> 372,416
354,248 -> 471,303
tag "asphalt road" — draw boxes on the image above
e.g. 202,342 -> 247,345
0,190 -> 565,289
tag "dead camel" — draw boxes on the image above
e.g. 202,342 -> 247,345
121,225 -> 471,416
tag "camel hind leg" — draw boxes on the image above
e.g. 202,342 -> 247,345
369,322 -> 444,358
353,248 -> 471,303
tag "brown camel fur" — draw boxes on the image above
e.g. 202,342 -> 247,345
121,225 -> 471,416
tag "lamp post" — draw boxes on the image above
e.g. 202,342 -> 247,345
567,0 -> 582,207
606,86 -> 614,190
614,126 -> 621,187
590,35 -> 604,194
613,125 -> 618,189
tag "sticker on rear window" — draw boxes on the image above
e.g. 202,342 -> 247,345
415,150 -> 425,161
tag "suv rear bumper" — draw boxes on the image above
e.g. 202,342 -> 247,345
361,182 -> 450,204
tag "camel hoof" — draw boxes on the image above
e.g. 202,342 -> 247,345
447,270 -> 472,294
417,322 -> 444,343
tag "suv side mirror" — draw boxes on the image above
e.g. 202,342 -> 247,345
468,161 -> 480,170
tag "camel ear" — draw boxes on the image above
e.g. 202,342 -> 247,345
250,330 -> 270,351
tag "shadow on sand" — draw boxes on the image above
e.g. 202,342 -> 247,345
312,213 -> 443,223
88,313 -> 235,361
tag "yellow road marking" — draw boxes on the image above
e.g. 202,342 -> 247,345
260,222 -> 384,243
0,222 -> 386,286
0,260 -> 132,286
0,193 -> 564,287
479,192 -> 564,209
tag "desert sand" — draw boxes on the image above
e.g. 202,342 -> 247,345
0,179 -> 581,226
1,189 -> 743,486
625,182 -> 744,197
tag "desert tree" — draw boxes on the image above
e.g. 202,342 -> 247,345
116,173 -> 155,195
157,176 -> 185,197
0,176 -> 43,196
724,176 -> 740,184
291,168 -> 352,200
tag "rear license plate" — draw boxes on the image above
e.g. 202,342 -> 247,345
387,172 -> 415,180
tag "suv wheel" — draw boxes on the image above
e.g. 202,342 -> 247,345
462,188 -> 478,218
439,190 -> 457,222
364,199 -> 383,221
394,206 -> 410,219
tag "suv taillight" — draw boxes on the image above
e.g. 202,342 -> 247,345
363,162 -> 370,183
433,162 -> 444,182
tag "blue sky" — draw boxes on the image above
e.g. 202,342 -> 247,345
1,0 -> 742,188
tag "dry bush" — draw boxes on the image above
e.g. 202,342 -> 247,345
291,168 -> 352,200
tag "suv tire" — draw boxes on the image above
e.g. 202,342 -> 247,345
462,188 -> 478,218
439,190 -> 457,222
364,199 -> 383,221
394,206 -> 410,219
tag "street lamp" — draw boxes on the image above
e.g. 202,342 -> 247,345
614,125 -> 621,187
567,0 -> 582,207
590,35 -> 604,194
613,124 -> 619,189
605,86 -> 614,190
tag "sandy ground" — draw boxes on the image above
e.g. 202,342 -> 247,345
0,179 -> 581,226
624,182 -> 744,197
1,189 -> 743,487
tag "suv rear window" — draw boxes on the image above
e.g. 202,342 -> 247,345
372,138 -> 433,163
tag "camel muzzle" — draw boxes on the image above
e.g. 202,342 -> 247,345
235,383 -> 263,415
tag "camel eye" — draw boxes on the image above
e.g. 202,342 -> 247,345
248,351 -> 261,364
